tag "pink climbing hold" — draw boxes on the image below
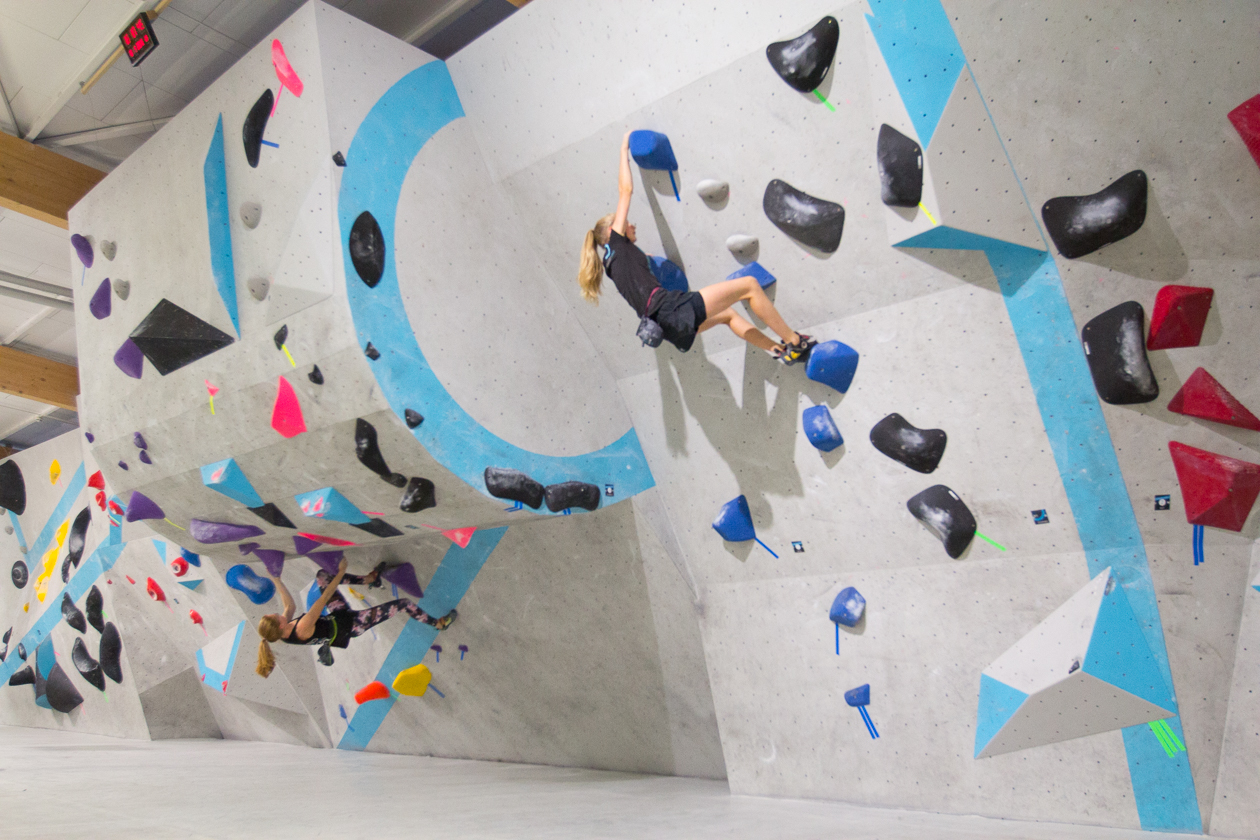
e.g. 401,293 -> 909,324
1228,93 -> 1260,171
146,578 -> 166,602
271,377 -> 307,438
272,40 -> 304,99
1167,368 -> 1260,431
295,532 -> 355,547
423,524 -> 476,548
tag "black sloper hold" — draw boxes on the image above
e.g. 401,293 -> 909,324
243,89 -> 273,168
400,477 -> 436,513
66,507 -> 90,568
907,485 -> 976,559
61,554 -> 73,584
763,180 -> 845,253
18,642 -> 27,660
12,559 -> 28,589
9,665 -> 33,686
86,586 -> 105,634
351,518 -> 404,538
405,409 -> 424,429
274,324 -> 288,350
249,502 -> 295,529
765,16 -> 840,93
100,623 -> 123,684
1081,301 -> 1158,405
483,467 -> 544,510
386,473 -> 407,488
1042,170 -> 1147,259
877,124 -> 923,208
870,413 -> 947,474
0,459 -> 26,515
62,593 -> 87,633
308,365 -> 324,385
72,638 -> 105,692
365,342 -> 380,360
350,211 -> 386,288
354,418 -> 393,479
544,481 -> 601,513
45,663 -> 84,712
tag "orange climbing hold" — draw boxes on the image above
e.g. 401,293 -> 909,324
354,681 -> 391,704
1167,368 -> 1260,431
271,377 -> 307,438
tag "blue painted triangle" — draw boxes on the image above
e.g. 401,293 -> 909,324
975,673 -> 1027,757
1084,586 -> 1176,713
200,458 -> 264,507
177,578 -> 203,590
203,114 -> 240,336
152,539 -> 166,562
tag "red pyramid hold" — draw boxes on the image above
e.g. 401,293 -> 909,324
1147,285 -> 1213,350
1167,368 -> 1260,431
1228,94 -> 1260,171
1168,441 -> 1260,531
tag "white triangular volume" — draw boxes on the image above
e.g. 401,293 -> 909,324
984,569 -> 1111,695
978,671 -> 1173,758
264,165 -> 336,324
197,621 -> 244,677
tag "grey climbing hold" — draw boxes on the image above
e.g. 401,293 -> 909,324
112,278 -> 130,300
726,234 -> 759,261
239,201 -> 262,230
877,124 -> 923,208
0,460 -> 27,515
1081,301 -> 1158,405
696,179 -> 729,203
11,559 -> 28,589
544,481 -> 601,513
100,240 -> 117,261
484,467 -> 544,509
400,477 -> 436,513
9,665 -> 33,686
248,276 -> 270,301
351,518 -> 404,538
766,16 -> 840,93
763,179 -> 845,253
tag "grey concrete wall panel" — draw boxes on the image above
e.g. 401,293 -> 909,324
139,667 -> 224,740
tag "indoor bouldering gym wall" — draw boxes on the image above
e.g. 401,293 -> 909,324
1,0 -> 1259,837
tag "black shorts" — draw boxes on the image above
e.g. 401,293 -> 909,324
649,290 -> 707,352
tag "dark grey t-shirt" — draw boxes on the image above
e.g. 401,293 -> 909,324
603,230 -> 660,318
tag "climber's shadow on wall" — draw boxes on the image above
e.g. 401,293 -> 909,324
641,170 -> 685,270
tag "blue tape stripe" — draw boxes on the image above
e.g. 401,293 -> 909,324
1192,525 -> 1204,566
203,114 -> 240,336
24,462 -> 87,564
7,509 -> 25,551
339,526 -> 507,750
338,61 -> 654,507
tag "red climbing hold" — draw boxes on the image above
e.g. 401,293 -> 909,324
146,577 -> 166,602
1228,94 -> 1260,171
170,558 -> 189,577
88,470 -> 105,490
189,610 -> 203,626
1168,441 -> 1260,532
354,681 -> 391,704
1147,285 -> 1213,350
271,377 -> 307,438
1167,368 -> 1260,431
296,532 -> 356,548
423,524 -> 476,548
95,491 -> 106,511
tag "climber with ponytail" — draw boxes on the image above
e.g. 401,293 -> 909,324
578,131 -> 816,361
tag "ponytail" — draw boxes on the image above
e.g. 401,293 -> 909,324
578,213 -> 615,304
256,615 -> 281,678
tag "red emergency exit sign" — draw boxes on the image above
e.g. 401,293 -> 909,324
120,12 -> 158,67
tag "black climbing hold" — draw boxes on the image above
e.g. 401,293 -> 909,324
71,638 -> 105,692
870,413 -> 947,474
351,518 -> 404,538
0,459 -> 25,515
399,477 -> 437,513
85,585 -> 104,633
365,343 -> 380,360
274,324 -> 288,350
130,299 -> 235,376
907,485 -> 976,559
11,559 -> 28,589
62,593 -> 87,633
248,503 -> 296,529
484,467 -> 544,510
99,623 -> 123,683
765,16 -> 840,93
1,627 -> 7,661
877,124 -> 923,208
9,665 -> 33,686
1041,170 -> 1148,259
763,180 -> 845,253
66,507 -> 90,568
60,555 -> 73,584
350,211 -> 386,288
243,89 -> 273,168
308,365 -> 324,385
44,663 -> 84,712
386,473 -> 407,488
404,409 -> 424,429
1081,301 -> 1158,405
354,418 -> 396,481
332,151 -> 346,167
544,481 -> 601,513
17,642 -> 27,660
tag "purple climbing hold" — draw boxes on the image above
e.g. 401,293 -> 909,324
189,519 -> 266,544
88,279 -> 112,319
238,542 -> 260,555
85,432 -> 94,443
118,461 -> 129,471
254,549 -> 285,577
307,550 -> 343,575
138,451 -> 152,465
133,432 -> 147,449
125,491 -> 165,522
113,338 -> 144,379
292,535 -> 322,555
381,563 -> 423,598
70,233 -> 94,268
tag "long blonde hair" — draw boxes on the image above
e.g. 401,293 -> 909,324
578,213 -> 614,304
257,615 -> 281,678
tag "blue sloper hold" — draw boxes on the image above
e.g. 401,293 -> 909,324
225,565 -> 275,605
629,131 -> 678,171
726,261 -> 776,289
829,587 -> 866,626
803,405 -> 843,452
294,487 -> 369,525
203,115 -> 240,336
974,674 -> 1029,757
712,495 -> 756,543
806,341 -> 859,394
649,256 -> 689,292
201,458 -> 264,508
844,683 -> 871,707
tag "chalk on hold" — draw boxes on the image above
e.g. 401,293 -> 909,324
400,477 -> 437,513
629,131 -> 681,200
870,413 -> 946,474
765,16 -> 839,93
544,481 -> 601,513
805,340 -> 859,394
239,202 -> 261,229
89,279 -> 112,320
113,338 -> 144,379
86,585 -> 104,633
71,638 -> 105,692
71,233 -> 94,268
1147,285 -> 1213,350
112,278 -> 130,300
1168,441 -> 1260,532
726,234 -> 758,262
130,299 -> 235,376
0,460 -> 26,515
696,179 -> 729,203
763,180 -> 845,253
62,593 -> 87,633
649,256 -> 689,292
332,151 -> 346,167
99,623 -> 123,683
242,89 -> 273,168
100,240 -> 116,261
190,519 -> 266,544
225,564 -> 276,604
712,495 -> 777,557
1168,368 -> 1260,431
271,377 -> 307,438
308,365 -> 324,385
355,681 -> 391,704
484,467 -> 544,509
1042,170 -> 1147,259
364,342 -> 380,360
381,563 -> 423,598
405,409 -> 424,429
802,404 -> 843,452
1228,94 -> 1260,170
877,124 -> 923,208
248,276 -> 270,301
830,587 -> 866,627
1081,301 -> 1158,405
350,211 -> 386,288
11,560 -> 28,589
249,503 -> 296,529
726,261 -> 776,289
392,663 -> 433,697
125,491 -> 165,522
907,485 -> 976,558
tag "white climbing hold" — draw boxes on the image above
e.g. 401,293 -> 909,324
111,279 -> 130,300
726,234 -> 759,261
248,277 -> 270,301
100,241 -> 117,261
697,179 -> 729,203
239,202 -> 261,230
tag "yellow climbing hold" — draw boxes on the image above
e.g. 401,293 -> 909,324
54,520 -> 69,547
392,663 -> 432,697
49,459 -> 61,483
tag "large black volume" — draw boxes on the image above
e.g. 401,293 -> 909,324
350,211 -> 386,288
242,89 -> 274,168
0,459 -> 26,515
130,299 -> 235,376
870,413 -> 946,473
765,16 -> 840,93
907,485 -> 976,559
44,664 -> 84,712
763,180 -> 845,253
1041,170 -> 1147,259
484,467 -> 544,509
544,481 -> 601,513
877,124 -> 923,207
1080,301 -> 1158,405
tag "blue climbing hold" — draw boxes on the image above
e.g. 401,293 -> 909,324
726,261 -> 776,289
200,457 -> 264,508
829,586 -> 866,626
712,495 -> 756,542
649,256 -> 689,292
803,405 -> 843,452
294,487 -> 369,525
181,548 -> 201,567
629,130 -> 680,201
225,565 -> 275,605
806,340 -> 859,394
844,683 -> 871,707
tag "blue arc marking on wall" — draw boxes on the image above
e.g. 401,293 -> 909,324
203,114 -> 240,336
337,61 -> 654,511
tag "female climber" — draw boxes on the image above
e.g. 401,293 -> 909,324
256,558 -> 456,676
577,131 -> 817,360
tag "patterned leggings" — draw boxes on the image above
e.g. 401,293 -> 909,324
314,570 -> 441,635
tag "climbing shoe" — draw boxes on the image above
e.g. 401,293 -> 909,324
316,643 -> 334,667
777,334 -> 817,366
367,561 -> 388,589
432,609 -> 458,631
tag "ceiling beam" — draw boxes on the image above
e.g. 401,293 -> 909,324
0,345 -> 79,411
0,131 -> 105,229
